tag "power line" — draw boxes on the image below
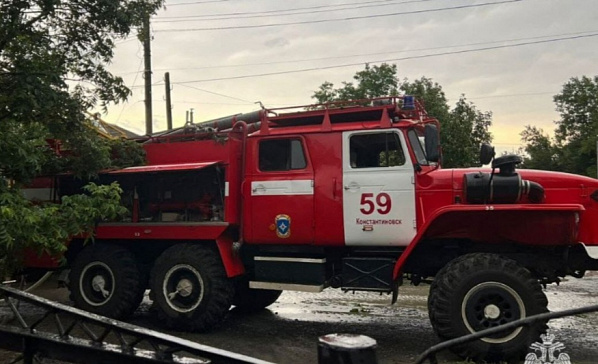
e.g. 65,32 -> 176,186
155,0 -> 436,22
162,0 -> 426,12
167,0 -> 229,6
115,36 -> 139,45
154,0 -> 523,32
159,0 -> 396,19
469,91 -> 557,100
177,84 -> 255,103
144,32 -> 598,85
116,44 -> 144,123
165,100 -> 249,105
118,30 -> 598,75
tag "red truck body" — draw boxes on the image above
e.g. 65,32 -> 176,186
23,97 -> 598,362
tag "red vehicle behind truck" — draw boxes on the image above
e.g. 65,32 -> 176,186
23,97 -> 598,362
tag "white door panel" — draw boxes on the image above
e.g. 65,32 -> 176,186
342,130 -> 416,246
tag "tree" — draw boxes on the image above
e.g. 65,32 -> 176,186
519,126 -> 560,171
312,63 -> 399,104
311,65 -> 493,168
553,76 -> 598,177
520,76 -> 598,177
399,79 -> 492,168
399,76 -> 451,123
0,0 -> 163,277
444,96 -> 493,168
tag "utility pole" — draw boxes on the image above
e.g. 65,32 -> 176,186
143,13 -> 153,135
165,72 -> 173,131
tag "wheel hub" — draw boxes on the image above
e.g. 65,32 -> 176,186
91,275 -> 110,298
79,262 -> 115,306
163,264 -> 205,313
462,281 -> 525,344
176,278 -> 194,297
483,304 -> 501,320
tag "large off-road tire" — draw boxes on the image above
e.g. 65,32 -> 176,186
428,253 -> 548,362
233,278 -> 282,313
69,244 -> 144,319
150,244 -> 234,332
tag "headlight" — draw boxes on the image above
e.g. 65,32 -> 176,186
592,189 -> 598,202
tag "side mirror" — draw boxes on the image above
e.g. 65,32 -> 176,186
480,143 -> 495,165
424,124 -> 440,163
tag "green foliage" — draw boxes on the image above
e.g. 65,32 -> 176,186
399,76 -> 451,123
399,77 -> 492,168
519,126 -> 560,170
311,63 -> 399,106
107,138 -> 147,169
520,76 -> 598,177
0,0 -> 163,277
0,122 -> 51,183
311,65 -> 493,168
444,96 -> 493,168
0,182 -> 126,277
0,0 -> 163,176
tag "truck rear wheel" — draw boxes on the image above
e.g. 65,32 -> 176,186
150,244 -> 234,332
428,253 -> 548,362
69,244 -> 144,319
233,278 -> 282,313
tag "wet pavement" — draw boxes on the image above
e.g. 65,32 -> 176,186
1,274 -> 598,364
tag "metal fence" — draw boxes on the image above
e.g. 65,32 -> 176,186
0,285 -> 274,364
2,282 -> 598,364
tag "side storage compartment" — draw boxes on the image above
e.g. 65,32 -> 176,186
250,256 -> 326,292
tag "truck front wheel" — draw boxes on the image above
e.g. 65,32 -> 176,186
428,253 -> 548,362
69,244 -> 144,319
233,278 -> 282,313
150,244 -> 234,331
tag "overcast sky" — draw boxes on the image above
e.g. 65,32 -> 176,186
97,0 -> 598,154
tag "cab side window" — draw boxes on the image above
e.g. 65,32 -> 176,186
350,132 -> 405,168
259,139 -> 307,171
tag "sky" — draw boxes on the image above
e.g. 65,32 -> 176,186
97,0 -> 598,155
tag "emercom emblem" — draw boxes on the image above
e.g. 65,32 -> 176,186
525,331 -> 571,364
275,214 -> 291,238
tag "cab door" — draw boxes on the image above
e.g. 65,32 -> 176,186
342,130 -> 416,246
245,137 -> 314,244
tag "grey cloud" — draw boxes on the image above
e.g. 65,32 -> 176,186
264,37 -> 290,48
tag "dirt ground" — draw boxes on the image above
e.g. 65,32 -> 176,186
1,274 -> 598,364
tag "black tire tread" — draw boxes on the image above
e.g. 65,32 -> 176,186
233,279 -> 282,313
428,253 -> 472,335
68,244 -> 144,319
150,244 -> 234,332
428,253 -> 548,362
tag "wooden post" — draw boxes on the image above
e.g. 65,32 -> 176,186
143,13 -> 153,135
165,72 -> 173,131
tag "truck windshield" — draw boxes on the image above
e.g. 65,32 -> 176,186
407,129 -> 428,165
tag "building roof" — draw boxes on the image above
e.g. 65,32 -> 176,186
87,112 -> 141,139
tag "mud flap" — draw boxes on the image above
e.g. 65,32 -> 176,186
391,279 -> 400,305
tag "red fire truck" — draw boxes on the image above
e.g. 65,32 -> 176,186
23,97 -> 598,361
